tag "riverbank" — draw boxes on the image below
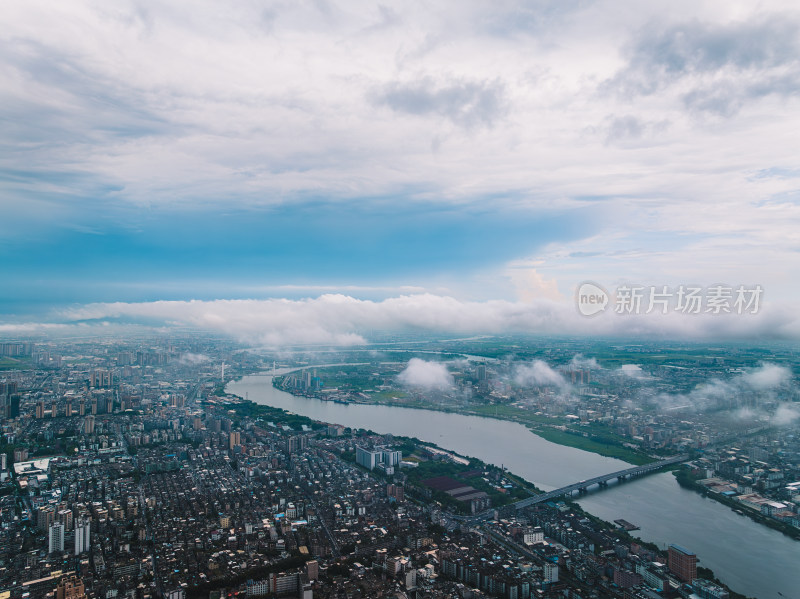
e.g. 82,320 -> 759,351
218,383 -> 751,599
674,469 -> 800,541
272,376 -> 655,466
230,373 -> 796,599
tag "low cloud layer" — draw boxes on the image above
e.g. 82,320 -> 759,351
738,362 -> 791,390
514,360 -> 567,388
28,293 -> 799,346
178,352 -> 210,365
653,363 -> 795,415
570,354 -> 599,369
397,358 -> 454,390
771,402 -> 800,426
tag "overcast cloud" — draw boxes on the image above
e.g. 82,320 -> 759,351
2,1 -> 799,337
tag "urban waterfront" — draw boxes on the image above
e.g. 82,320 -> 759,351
230,372 -> 799,599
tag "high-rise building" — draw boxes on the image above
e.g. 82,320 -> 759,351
0,382 -> 20,419
668,544 -> 697,582
356,446 -> 381,470
75,518 -> 91,555
56,575 -> 86,599
35,401 -> 45,419
0,342 -> 33,356
37,506 -> 55,531
285,435 -> 307,454
543,562 -> 559,584
382,450 -> 402,466
49,521 -> 65,553
387,484 -> 404,502
0,381 -> 18,395
229,431 -> 241,450
305,560 -> 319,580
90,369 -> 113,388
356,446 -> 402,470
58,509 -> 73,530
85,415 -> 95,435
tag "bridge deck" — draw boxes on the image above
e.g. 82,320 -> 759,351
512,454 -> 688,509
449,453 -> 689,522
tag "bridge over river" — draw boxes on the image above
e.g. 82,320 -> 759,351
449,453 -> 689,523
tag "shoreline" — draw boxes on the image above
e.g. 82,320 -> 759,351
674,470 -> 800,542
221,376 -> 751,599
267,373 -> 656,466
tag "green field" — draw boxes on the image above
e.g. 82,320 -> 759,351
531,427 -> 654,465
0,356 -> 31,370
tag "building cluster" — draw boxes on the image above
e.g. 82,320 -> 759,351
354,445 -> 402,475
420,476 -> 491,515
0,337 -> 765,599
685,440 -> 800,528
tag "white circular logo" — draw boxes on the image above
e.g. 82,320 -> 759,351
576,281 -> 609,316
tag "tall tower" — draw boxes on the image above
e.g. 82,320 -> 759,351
668,544 -> 697,582
75,518 -> 91,555
49,521 -> 65,553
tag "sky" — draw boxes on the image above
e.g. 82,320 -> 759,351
2,0 -> 800,344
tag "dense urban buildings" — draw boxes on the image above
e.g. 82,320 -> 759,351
0,334 -> 797,599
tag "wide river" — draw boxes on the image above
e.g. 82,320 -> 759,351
229,373 -> 798,599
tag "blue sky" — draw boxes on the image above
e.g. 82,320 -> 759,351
0,200 -> 595,311
2,0 -> 800,341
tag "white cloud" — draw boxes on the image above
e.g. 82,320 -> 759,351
771,403 -> 800,426
178,352 -> 210,365
514,360 -> 567,388
739,363 -> 791,390
0,1 -> 799,317
2,2 -> 800,267
52,293 -> 800,346
650,362 -> 794,413
619,364 -> 646,379
570,354 -> 599,369
729,402 -> 800,426
397,358 -> 454,390
506,264 -> 563,302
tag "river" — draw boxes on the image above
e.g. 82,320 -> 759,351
228,373 -> 798,599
